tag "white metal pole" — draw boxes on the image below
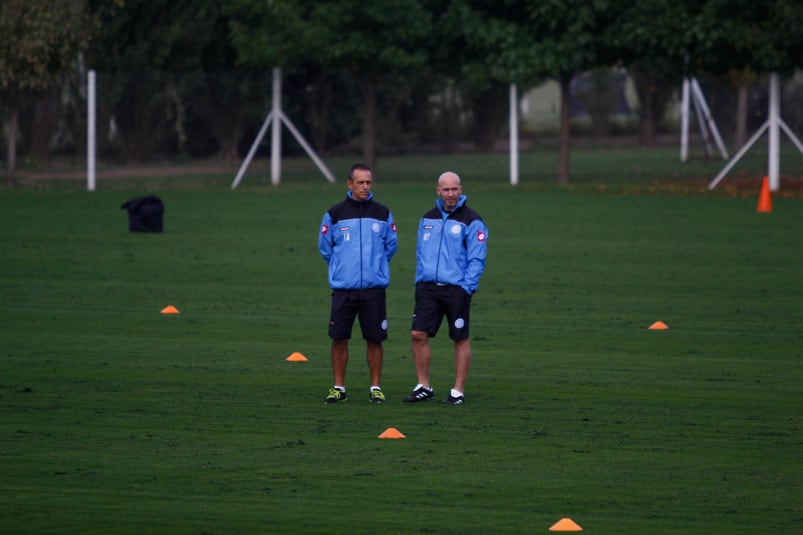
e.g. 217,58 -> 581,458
680,78 -> 689,162
232,65 -> 337,189
278,111 -> 336,183
509,84 -> 519,186
779,119 -> 803,154
708,121 -> 768,190
691,78 -> 729,159
271,67 -> 282,186
691,87 -> 713,157
87,70 -> 96,191
231,110 -> 274,190
768,73 -> 780,191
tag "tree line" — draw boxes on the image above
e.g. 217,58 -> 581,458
2,0 -> 802,186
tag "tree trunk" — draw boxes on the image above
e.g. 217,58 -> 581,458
472,84 -> 507,152
307,72 -> 332,155
632,68 -> 675,147
218,128 -> 240,162
29,88 -> 58,164
557,74 -> 572,184
638,81 -> 656,146
359,79 -> 377,170
5,107 -> 18,187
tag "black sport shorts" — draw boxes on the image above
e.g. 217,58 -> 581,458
328,288 -> 388,343
410,282 -> 472,341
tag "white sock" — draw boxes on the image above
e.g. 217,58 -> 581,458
334,385 -> 345,392
415,383 -> 432,391
451,388 -> 463,398
370,386 -> 381,391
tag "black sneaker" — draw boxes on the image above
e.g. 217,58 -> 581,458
324,388 -> 347,404
442,393 -> 464,404
403,385 -> 434,403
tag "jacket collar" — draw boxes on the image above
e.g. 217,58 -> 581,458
347,191 -> 373,203
436,194 -> 467,216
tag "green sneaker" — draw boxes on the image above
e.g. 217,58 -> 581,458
324,388 -> 347,404
369,389 -> 386,403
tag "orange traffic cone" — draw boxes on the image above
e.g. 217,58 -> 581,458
757,176 -> 772,213
378,427 -> 406,439
549,518 -> 583,531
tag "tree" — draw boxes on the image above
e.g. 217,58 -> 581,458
610,0 -> 803,148
85,0 -> 260,162
443,1 -> 616,182
693,0 -> 803,76
523,0 -> 616,183
434,1 -> 540,151
609,1 -> 729,146
0,0 -> 92,186
228,0 -> 433,169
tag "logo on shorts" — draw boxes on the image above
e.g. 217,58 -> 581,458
454,318 -> 465,329
381,319 -> 388,330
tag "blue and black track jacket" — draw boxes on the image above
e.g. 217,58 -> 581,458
414,194 -> 487,294
319,191 -> 397,290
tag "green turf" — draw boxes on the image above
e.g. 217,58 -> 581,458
1,172 -> 802,533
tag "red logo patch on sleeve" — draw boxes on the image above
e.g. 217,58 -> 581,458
391,223 -> 397,233
321,224 -> 329,235
477,231 -> 486,242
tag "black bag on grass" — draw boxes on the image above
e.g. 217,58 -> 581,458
121,196 -> 164,233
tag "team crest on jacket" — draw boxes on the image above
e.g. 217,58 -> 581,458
477,231 -> 486,242
372,222 -> 380,233
450,224 -> 461,235
321,224 -> 329,235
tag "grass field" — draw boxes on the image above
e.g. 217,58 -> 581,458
2,148 -> 802,533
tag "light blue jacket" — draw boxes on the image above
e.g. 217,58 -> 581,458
319,192 -> 397,290
414,195 -> 487,294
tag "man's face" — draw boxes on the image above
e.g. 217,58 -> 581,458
437,176 -> 462,211
348,169 -> 373,201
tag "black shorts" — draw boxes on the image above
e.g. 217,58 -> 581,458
328,288 -> 388,343
410,282 -> 472,341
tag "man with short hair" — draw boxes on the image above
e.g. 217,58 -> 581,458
319,164 -> 397,404
404,171 -> 488,405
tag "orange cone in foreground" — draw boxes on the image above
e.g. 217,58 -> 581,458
378,427 -> 406,439
549,518 -> 583,531
286,352 -> 308,362
649,321 -> 669,330
160,305 -> 180,314
757,176 -> 772,213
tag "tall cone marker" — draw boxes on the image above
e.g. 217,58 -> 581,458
757,176 -> 772,213
160,305 -> 180,314
549,518 -> 583,532
286,352 -> 308,362
378,427 -> 405,439
649,321 -> 669,330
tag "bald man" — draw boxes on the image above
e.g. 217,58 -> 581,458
404,172 -> 488,405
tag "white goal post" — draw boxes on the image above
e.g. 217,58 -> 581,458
232,67 -> 335,188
